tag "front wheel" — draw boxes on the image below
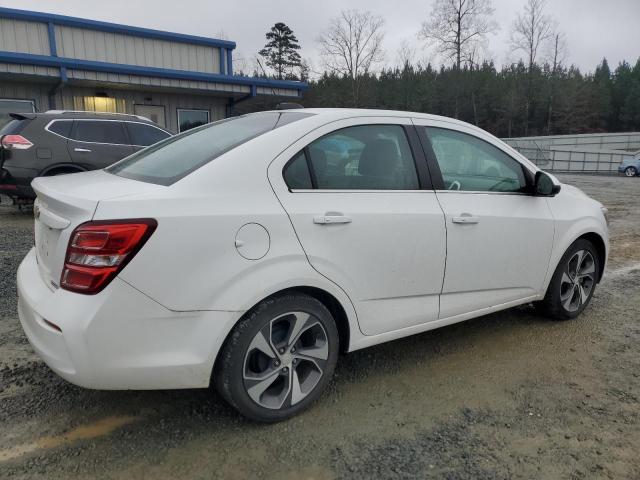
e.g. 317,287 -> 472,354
214,293 -> 339,422
625,166 -> 637,177
538,239 -> 599,320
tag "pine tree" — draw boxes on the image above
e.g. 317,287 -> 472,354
258,23 -> 302,80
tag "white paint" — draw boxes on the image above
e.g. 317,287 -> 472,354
17,108 -> 609,391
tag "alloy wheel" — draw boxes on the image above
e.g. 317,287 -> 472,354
625,167 -> 637,177
243,311 -> 329,410
559,250 -> 596,313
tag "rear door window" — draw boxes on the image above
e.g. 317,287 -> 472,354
283,125 -> 420,190
71,121 -> 128,145
283,151 -> 313,189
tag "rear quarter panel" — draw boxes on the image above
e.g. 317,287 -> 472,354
94,125 -> 359,325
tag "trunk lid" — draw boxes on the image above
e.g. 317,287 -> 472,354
32,170 -> 161,289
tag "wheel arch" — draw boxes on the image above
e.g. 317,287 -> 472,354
40,163 -> 87,176
211,285 -> 353,383
578,232 -> 606,283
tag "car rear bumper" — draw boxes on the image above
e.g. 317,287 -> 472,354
17,247 -> 240,390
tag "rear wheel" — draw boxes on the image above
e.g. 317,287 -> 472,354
625,166 -> 637,177
539,239 -> 599,320
214,293 -> 339,422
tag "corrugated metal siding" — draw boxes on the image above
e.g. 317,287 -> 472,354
0,80 -> 52,111
54,85 -> 226,132
0,61 -> 59,77
256,86 -> 300,98
0,18 -> 50,55
55,25 -> 221,74
66,69 -> 249,94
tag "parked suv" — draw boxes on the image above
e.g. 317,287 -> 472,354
0,110 -> 172,202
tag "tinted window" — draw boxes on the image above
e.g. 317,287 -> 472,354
283,151 -> 313,189
108,112 -> 311,186
302,125 -> 419,190
426,127 -> 526,192
0,118 -> 28,135
48,120 -> 73,138
127,122 -> 171,146
178,109 -> 210,133
72,121 -> 127,144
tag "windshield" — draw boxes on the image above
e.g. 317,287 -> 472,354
107,111 -> 312,185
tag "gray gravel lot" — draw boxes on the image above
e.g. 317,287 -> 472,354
0,174 -> 639,479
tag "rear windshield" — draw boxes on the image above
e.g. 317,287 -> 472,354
0,118 -> 28,135
107,112 -> 312,185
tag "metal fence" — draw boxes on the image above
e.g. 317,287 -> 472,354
508,144 -> 634,173
503,132 -> 640,173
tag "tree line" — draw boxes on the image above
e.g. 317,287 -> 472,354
242,0 -> 640,138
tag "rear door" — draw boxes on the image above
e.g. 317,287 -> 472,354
269,117 -> 446,336
67,120 -> 134,169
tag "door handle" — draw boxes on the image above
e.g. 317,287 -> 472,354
74,148 -> 92,153
313,213 -> 352,225
452,214 -> 480,224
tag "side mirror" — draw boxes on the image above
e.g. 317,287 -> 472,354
534,171 -> 561,196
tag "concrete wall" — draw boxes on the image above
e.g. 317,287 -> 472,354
504,132 -> 640,173
505,132 -> 640,153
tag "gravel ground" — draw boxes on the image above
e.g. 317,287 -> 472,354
0,174 -> 639,479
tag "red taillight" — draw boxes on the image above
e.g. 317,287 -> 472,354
1,134 -> 33,150
61,219 -> 157,294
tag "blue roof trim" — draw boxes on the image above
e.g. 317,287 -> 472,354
0,51 -> 308,91
0,7 -> 236,50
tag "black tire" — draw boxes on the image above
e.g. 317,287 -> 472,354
214,293 -> 339,422
625,166 -> 637,177
538,239 -> 600,320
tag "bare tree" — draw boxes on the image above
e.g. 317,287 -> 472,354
510,0 -> 554,134
396,39 -> 416,69
546,28 -> 567,73
510,0 -> 553,72
418,0 -> 497,71
546,28 -> 568,134
317,10 -> 385,106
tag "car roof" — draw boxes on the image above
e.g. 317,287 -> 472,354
264,107 -> 459,121
31,111 -> 154,122
260,107 -> 479,130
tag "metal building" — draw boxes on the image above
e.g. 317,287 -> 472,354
0,7 -> 307,132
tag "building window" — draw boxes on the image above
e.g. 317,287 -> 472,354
0,99 -> 35,129
177,109 -> 210,133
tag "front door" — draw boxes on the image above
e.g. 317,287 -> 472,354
413,119 -> 555,318
270,118 -> 446,336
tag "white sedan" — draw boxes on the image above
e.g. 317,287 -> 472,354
17,109 -> 608,422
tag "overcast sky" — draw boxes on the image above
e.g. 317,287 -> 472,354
2,0 -> 638,75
